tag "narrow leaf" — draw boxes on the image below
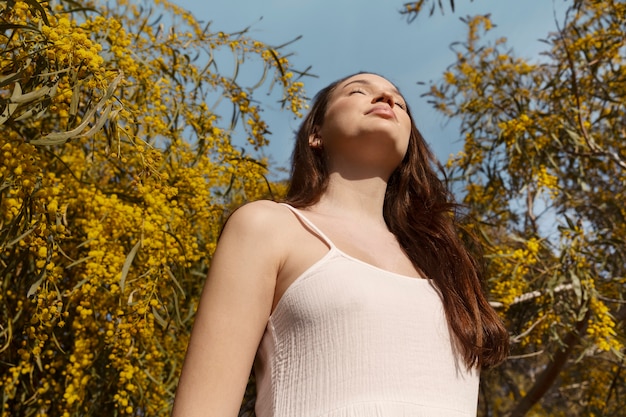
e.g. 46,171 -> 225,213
27,273 -> 46,298
120,241 -> 141,294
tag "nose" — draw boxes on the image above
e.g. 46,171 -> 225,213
373,91 -> 395,108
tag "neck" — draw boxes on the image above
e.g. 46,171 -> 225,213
311,172 -> 389,226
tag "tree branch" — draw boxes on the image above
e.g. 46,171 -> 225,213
490,283 -> 574,309
507,311 -> 589,417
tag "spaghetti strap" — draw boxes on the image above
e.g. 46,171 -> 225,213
279,203 -> 336,249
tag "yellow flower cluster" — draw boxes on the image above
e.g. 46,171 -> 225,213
489,238 -> 541,308
498,114 -> 533,148
520,309 -> 562,348
41,16 -> 105,73
586,297 -> 623,353
463,183 -> 485,205
467,14 -> 493,47
535,165 -> 559,198
462,181 -> 510,225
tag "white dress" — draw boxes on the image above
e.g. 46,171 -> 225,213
253,204 -> 479,417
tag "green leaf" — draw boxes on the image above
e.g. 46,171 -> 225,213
27,273 -> 46,298
120,241 -> 141,295
570,271 -> 582,306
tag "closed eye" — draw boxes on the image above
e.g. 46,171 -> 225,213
350,88 -> 406,110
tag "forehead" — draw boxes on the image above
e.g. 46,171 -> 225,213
336,74 -> 402,95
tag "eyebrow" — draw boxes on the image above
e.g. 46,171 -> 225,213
342,79 -> 403,97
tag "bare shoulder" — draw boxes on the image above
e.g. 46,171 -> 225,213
221,200 -> 294,245
214,200 -> 295,280
225,200 -> 290,229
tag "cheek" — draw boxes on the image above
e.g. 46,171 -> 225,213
319,108 -> 354,141
397,121 -> 412,158
400,118 -> 412,143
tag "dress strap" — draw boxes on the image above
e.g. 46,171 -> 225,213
279,203 -> 336,249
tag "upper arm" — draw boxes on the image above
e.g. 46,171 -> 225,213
172,201 -> 285,417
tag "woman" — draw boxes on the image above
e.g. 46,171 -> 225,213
172,73 -> 509,417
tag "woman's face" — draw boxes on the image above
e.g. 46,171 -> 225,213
313,73 -> 413,176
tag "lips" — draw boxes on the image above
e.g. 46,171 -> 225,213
365,105 -> 396,120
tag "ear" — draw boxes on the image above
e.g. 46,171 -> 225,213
308,130 -> 323,149
309,132 -> 323,149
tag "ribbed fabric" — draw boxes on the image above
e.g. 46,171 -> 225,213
253,204 -> 479,417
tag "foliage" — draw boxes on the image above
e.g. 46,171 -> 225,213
400,0 -> 468,21
420,1 -> 625,416
0,0 -> 305,415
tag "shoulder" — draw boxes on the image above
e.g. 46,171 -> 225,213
216,200 -> 295,272
225,200 -> 291,229
220,200 -> 295,244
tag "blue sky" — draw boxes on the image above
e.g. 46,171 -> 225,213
172,0 -> 567,176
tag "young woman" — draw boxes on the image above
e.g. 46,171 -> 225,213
172,73 -> 509,417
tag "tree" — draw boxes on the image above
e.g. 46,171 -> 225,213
0,0 -> 306,415
403,0 -> 625,415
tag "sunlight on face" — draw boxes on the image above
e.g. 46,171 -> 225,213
317,73 -> 413,175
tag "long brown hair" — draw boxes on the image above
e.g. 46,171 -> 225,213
284,73 -> 509,369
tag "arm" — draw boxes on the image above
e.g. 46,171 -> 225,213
172,201 -> 283,417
